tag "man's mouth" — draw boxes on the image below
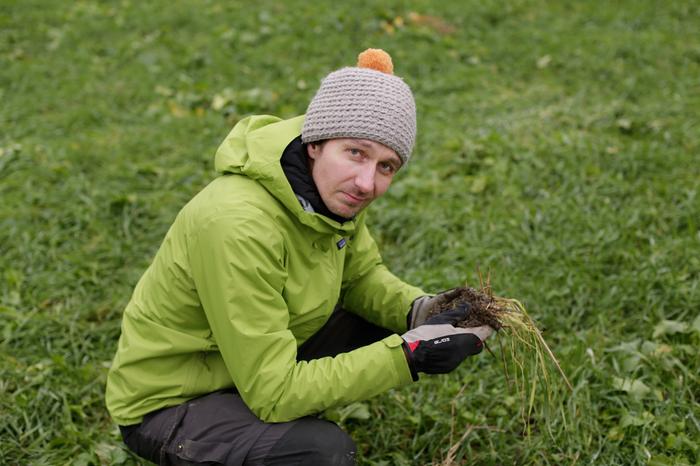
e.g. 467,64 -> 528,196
342,192 -> 367,204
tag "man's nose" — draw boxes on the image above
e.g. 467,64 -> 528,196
354,164 -> 375,193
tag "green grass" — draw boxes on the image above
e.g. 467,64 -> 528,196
2,0 -> 699,464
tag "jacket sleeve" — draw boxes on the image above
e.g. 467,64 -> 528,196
189,209 -> 413,422
341,219 -> 425,333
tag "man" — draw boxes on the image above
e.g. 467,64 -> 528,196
106,49 -> 493,465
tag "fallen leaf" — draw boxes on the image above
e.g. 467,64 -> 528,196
407,12 -> 456,35
470,176 -> 487,194
381,20 -> 395,35
339,402 -> 371,421
616,118 -> 632,132
653,320 -> 689,338
613,377 -> 651,400
692,314 -> 700,333
168,101 -> 188,118
620,411 -> 654,428
536,55 -> 551,69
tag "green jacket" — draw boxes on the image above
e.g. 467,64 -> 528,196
105,115 -> 424,425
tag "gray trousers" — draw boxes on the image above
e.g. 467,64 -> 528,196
120,308 -> 393,465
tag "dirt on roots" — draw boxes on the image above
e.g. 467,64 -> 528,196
428,286 -> 506,330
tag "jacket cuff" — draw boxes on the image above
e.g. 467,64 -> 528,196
381,334 -> 417,384
400,340 -> 419,382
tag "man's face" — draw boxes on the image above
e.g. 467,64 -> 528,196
307,138 -> 402,218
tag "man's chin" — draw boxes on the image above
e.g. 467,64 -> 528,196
331,209 -> 358,219
330,203 -> 365,219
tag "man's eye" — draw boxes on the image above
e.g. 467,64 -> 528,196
349,148 -> 361,156
380,163 -> 396,174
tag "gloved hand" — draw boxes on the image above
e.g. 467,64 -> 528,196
407,288 -> 465,329
401,304 -> 493,381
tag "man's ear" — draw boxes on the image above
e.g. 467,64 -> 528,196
307,142 -> 320,160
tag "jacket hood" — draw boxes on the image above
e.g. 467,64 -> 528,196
214,115 -> 360,235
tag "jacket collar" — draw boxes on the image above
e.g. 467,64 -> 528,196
279,136 -> 349,224
214,115 -> 361,236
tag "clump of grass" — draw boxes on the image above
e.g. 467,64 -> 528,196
430,273 -> 573,433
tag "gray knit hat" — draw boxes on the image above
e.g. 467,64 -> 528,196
301,49 -> 416,164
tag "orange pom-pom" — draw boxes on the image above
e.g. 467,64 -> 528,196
357,48 -> 394,75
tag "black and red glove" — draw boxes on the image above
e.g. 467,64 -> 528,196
401,304 -> 493,381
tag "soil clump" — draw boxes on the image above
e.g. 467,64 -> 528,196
428,286 -> 505,330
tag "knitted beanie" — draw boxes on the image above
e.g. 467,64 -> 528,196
301,49 -> 416,164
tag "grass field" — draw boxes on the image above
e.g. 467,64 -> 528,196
1,1 -> 699,464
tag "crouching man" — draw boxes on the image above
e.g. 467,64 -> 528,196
105,49 -> 493,465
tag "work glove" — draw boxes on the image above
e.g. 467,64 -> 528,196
407,288 -> 469,329
401,304 -> 493,381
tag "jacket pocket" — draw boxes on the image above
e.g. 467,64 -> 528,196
174,439 -> 233,464
124,403 -> 189,464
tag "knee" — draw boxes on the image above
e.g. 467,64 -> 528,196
267,418 -> 356,466
310,420 -> 356,465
